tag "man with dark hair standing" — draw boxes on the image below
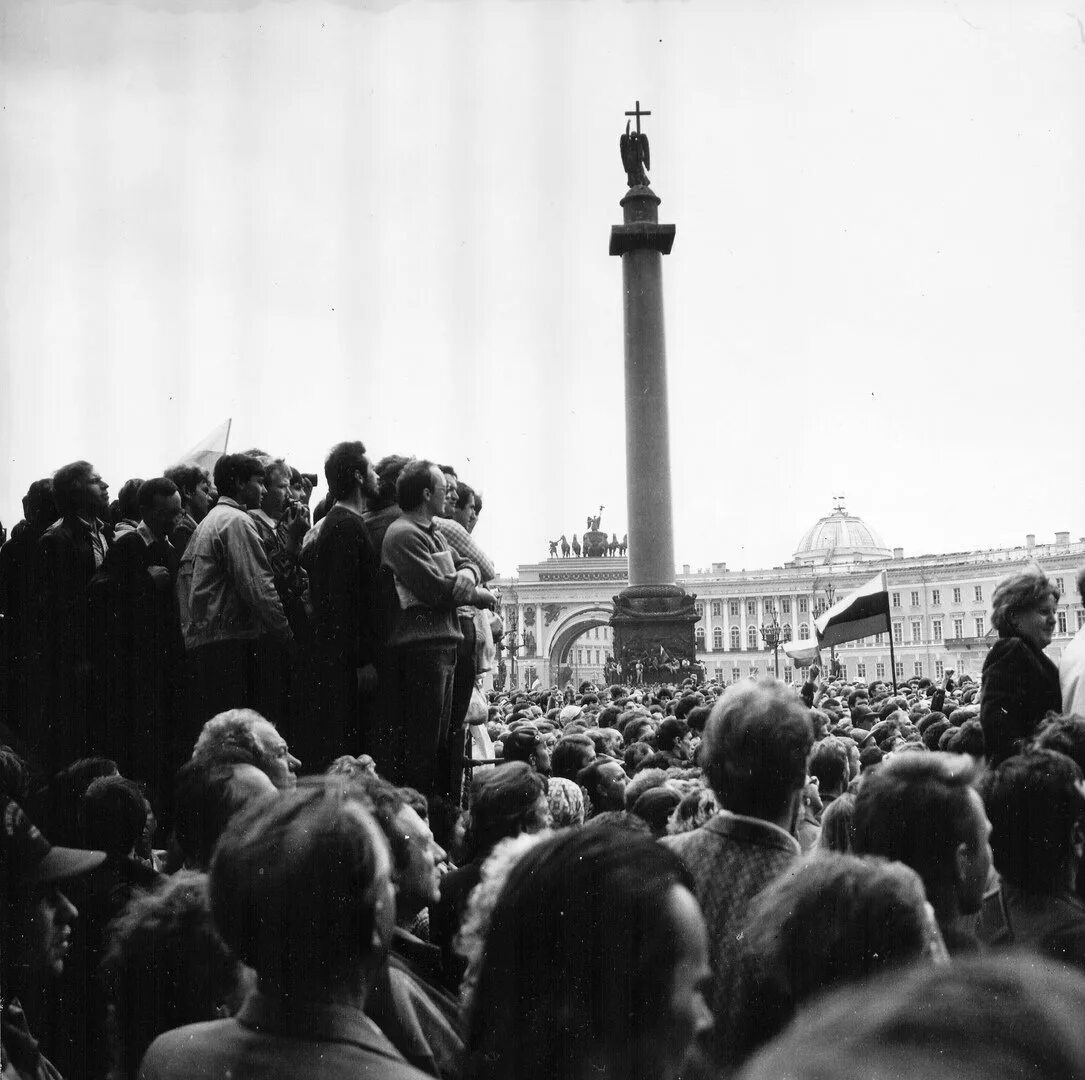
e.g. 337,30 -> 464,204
95,477 -> 185,783
307,441 -> 384,769
1059,566 -> 1085,719
662,678 -> 814,1072
37,461 -> 113,766
381,461 -> 495,799
853,752 -> 992,955
177,454 -> 293,745
163,464 -> 214,556
139,782 -> 428,1080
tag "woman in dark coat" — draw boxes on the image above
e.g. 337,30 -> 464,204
980,564 -> 1062,766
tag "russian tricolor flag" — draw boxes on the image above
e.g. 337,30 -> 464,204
815,571 -> 891,650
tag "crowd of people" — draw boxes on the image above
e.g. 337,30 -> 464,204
1,448 -> 1085,1080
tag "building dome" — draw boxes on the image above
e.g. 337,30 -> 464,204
792,505 -> 892,566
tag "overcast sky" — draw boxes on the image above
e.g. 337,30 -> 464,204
2,0 -> 1083,576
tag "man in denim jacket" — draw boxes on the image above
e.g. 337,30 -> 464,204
177,453 -> 293,746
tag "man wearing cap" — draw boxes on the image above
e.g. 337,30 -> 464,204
501,726 -> 551,775
1,799 -> 106,1080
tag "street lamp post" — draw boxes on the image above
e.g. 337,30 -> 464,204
760,603 -> 793,679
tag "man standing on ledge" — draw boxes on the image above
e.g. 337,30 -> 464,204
380,461 -> 494,799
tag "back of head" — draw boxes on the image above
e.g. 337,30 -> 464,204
210,779 -> 392,1000
809,738 -> 849,794
372,454 -> 412,510
464,762 -> 547,862
816,792 -> 857,854
744,854 -> 930,1018
735,955 -> 1085,1080
191,709 -> 266,772
102,871 -> 240,1080
852,752 -> 976,903
655,717 -> 689,753
550,735 -> 596,780
980,749 -> 1085,891
701,678 -> 814,819
172,758 -> 274,870
463,828 -> 693,1080
1032,714 -> 1085,774
45,757 -> 120,845
81,776 -> 148,858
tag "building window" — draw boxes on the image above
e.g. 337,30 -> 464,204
732,668 -> 741,683
895,661 -> 904,679
747,600 -> 756,617
764,597 -> 774,611
730,626 -> 741,650
856,663 -> 866,679
695,627 -> 705,650
974,585 -> 983,602
875,633 -> 883,645
892,592 -> 901,608
1058,611 -> 1067,634
932,620 -> 942,642
799,598 -> 808,614
814,599 -> 826,617
695,603 -> 703,617
914,661 -> 923,677
893,623 -> 903,645
799,623 -> 810,640
910,591 -> 920,607
975,617 -> 985,637
954,618 -> 963,639
577,650 -> 583,665
713,626 -> 723,650
875,662 -> 886,679
839,664 -> 848,680
1078,610 -> 1085,631
782,598 -> 791,614
911,620 -> 922,643
935,660 -> 944,678
595,650 -> 600,665
712,600 -> 721,617
953,587 -> 961,604
783,667 -> 793,684
932,589 -> 940,605
747,626 -> 758,650
729,600 -> 739,617
1056,577 -> 1065,593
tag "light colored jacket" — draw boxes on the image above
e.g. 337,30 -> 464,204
177,498 -> 291,649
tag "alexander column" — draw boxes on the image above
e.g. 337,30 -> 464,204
609,101 -> 698,680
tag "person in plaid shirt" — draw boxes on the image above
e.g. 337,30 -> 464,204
662,678 -> 813,1073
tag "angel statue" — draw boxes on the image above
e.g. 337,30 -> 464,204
619,120 -> 650,188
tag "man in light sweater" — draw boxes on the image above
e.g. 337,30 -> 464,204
380,460 -> 494,798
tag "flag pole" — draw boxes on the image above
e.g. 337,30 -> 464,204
887,622 -> 898,693
223,418 -> 232,455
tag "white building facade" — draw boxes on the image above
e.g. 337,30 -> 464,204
495,507 -> 1085,688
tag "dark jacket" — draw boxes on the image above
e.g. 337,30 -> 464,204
309,505 -> 384,670
980,636 -> 1062,765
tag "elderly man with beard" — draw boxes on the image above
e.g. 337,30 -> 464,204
307,441 -> 386,770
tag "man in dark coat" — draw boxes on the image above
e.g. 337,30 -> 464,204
307,441 -> 385,769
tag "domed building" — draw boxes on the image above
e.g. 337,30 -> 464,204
791,503 -> 892,566
495,505 -> 1085,690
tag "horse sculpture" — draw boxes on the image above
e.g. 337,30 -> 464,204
618,534 -> 628,556
571,534 -> 582,558
607,533 -> 618,556
559,534 -> 570,558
